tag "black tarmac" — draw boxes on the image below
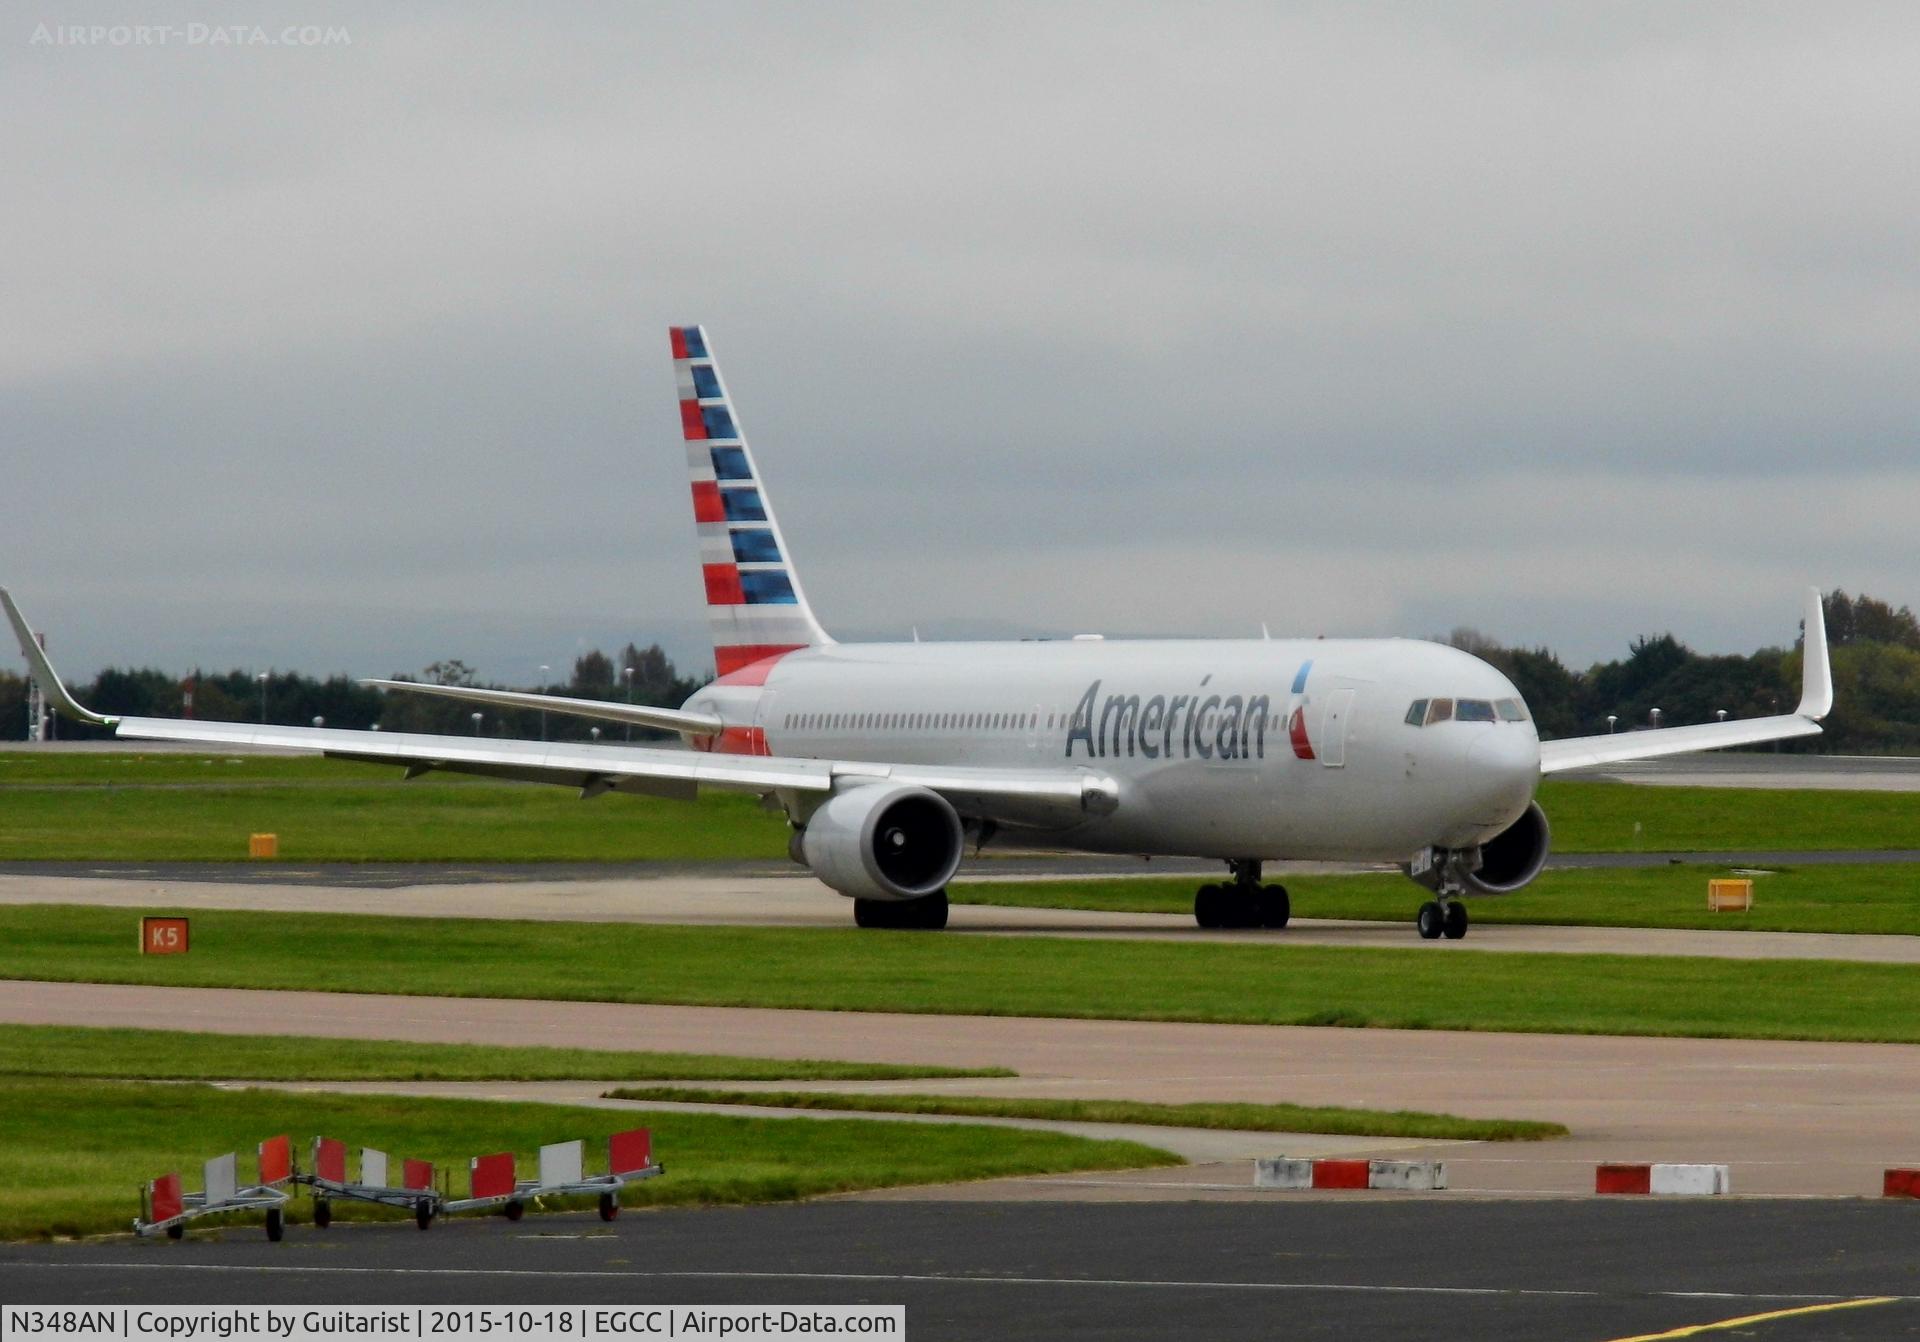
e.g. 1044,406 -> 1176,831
6,1200 -> 1920,1340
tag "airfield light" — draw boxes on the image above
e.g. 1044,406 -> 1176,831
312,716 -> 324,728
471,711 -> 483,735
590,727 -> 602,741
1650,708 -> 1662,727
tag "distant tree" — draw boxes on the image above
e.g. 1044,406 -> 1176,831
571,650 -> 615,696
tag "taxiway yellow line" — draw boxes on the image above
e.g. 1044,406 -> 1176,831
1601,1295 -> 1898,1341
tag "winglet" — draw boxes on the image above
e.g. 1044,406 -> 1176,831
1796,585 -> 1832,721
0,588 -> 116,726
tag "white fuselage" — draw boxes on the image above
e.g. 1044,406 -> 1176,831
683,637 -> 1541,864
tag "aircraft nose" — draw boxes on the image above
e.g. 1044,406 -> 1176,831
1466,728 -> 1540,816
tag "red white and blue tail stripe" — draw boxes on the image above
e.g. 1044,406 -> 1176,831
672,326 -> 831,679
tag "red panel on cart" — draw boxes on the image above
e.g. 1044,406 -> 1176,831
470,1152 -> 515,1199
257,1134 -> 291,1185
609,1128 -> 653,1175
313,1137 -> 347,1184
403,1159 -> 435,1191
149,1172 -> 183,1223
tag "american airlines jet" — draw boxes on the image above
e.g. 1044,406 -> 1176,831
4,326 -> 1833,938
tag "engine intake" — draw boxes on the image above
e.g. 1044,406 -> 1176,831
1467,801 -> 1552,894
800,783 -> 965,902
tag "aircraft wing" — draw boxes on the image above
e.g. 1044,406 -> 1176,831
107,716 -> 1112,826
1538,587 -> 1832,775
360,678 -> 724,737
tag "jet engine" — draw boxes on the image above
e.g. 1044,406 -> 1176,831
799,783 -> 965,902
1465,801 -> 1551,894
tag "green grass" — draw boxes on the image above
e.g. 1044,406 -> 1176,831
955,863 -> 1920,935
0,752 -> 787,861
0,1024 -> 1010,1083
604,1087 -> 1565,1142
4,755 -> 1920,861
0,1077 -> 1177,1239
11,904 -> 1920,1044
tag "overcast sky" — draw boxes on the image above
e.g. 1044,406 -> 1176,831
4,3 -> 1917,684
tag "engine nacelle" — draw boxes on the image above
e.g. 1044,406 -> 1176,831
799,784 -> 965,902
1465,800 -> 1552,894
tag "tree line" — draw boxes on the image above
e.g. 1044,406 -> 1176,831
0,642 -> 704,744
5,591 -> 1919,752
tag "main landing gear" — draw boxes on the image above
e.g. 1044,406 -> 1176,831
853,891 -> 950,930
1416,898 -> 1469,940
1194,859 -> 1290,930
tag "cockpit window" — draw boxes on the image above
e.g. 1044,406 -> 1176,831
1456,699 -> 1497,723
1496,698 -> 1529,722
1425,698 -> 1454,725
1404,699 -> 1429,726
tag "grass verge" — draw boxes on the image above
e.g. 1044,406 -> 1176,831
11,904 -> 1920,1044
604,1087 -> 1566,1142
0,1024 -> 1010,1083
0,1077 -> 1176,1240
954,863 -> 1920,935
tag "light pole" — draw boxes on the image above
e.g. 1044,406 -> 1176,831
538,665 -> 550,742
471,712 -> 483,736
256,672 -> 269,724
1605,715 -> 1618,734
1716,709 -> 1728,722
1650,707 -> 1662,727
622,665 -> 635,742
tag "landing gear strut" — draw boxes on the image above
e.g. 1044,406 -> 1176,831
1194,860 -> 1290,931
853,891 -> 950,930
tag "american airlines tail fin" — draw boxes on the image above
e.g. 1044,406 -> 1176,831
670,325 -> 832,678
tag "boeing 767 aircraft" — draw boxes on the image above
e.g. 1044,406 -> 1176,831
4,326 -> 1833,937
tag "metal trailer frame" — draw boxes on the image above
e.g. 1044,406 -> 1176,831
439,1134 -> 663,1224
134,1136 -> 294,1241
294,1138 -> 441,1230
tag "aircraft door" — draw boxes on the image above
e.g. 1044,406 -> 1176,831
754,691 -> 779,756
1320,687 -> 1355,768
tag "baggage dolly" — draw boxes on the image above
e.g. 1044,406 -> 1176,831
135,1135 -> 294,1241
438,1129 -> 662,1223
295,1137 -> 440,1230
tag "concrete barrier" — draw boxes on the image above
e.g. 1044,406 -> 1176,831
1254,1157 -> 1446,1192
1597,1162 -> 1729,1195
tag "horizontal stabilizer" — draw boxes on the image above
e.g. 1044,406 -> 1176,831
363,679 -> 723,736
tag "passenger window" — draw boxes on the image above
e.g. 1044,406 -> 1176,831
1405,699 -> 1429,727
1457,699 -> 1497,722
1426,699 -> 1454,725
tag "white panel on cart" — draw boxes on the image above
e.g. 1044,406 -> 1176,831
539,1140 -> 584,1187
362,1148 -> 389,1188
204,1152 -> 237,1207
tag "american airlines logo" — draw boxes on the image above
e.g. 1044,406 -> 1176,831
1065,677 -> 1284,761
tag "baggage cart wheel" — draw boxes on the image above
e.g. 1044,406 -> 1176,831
415,1198 -> 434,1231
265,1207 -> 284,1242
599,1193 -> 619,1221
165,1223 -> 184,1241
313,1200 -> 332,1229
503,1199 -> 524,1222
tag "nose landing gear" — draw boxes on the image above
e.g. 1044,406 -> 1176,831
1416,899 -> 1468,940
1193,860 -> 1291,930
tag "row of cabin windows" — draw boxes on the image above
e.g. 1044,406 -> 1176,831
1403,697 -> 1529,727
781,709 -> 1297,734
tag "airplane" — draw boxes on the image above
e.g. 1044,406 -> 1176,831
4,325 -> 1833,938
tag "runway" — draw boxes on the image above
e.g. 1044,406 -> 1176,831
6,980 -> 1919,1199
4,1201 -> 1917,1340
6,868 -> 1920,961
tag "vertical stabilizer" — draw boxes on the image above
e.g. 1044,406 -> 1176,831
670,326 -> 832,678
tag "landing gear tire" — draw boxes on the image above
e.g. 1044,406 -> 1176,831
166,1223 -> 184,1240
1416,901 -> 1445,940
1443,901 -> 1469,940
265,1207 -> 284,1242
853,892 -> 948,931
415,1198 -> 434,1231
313,1200 -> 332,1229
1258,884 -> 1291,929
503,1199 -> 524,1222
598,1193 -> 620,1222
1194,885 -> 1226,929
